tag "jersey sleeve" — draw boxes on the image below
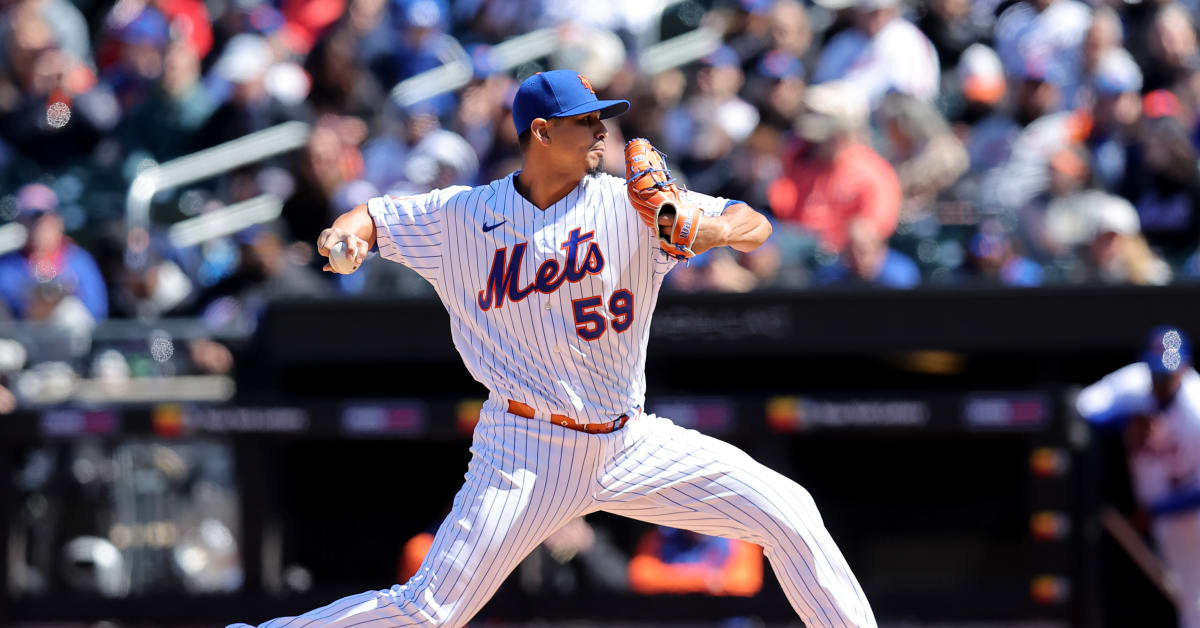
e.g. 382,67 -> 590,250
684,190 -> 734,218
1076,362 -> 1155,426
645,190 -> 738,273
368,187 -> 467,277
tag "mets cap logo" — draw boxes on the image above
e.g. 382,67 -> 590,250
578,74 -> 595,95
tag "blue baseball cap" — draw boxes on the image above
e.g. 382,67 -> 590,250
702,45 -> 741,68
1143,326 -> 1192,374
758,51 -> 805,80
511,70 -> 629,137
118,7 -> 169,47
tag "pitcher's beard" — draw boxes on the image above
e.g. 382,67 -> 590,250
587,159 -> 604,177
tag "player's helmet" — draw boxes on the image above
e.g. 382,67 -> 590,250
1142,326 -> 1192,374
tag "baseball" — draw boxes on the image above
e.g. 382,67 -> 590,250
328,241 -> 357,274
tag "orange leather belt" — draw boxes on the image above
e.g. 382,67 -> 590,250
507,399 -> 634,434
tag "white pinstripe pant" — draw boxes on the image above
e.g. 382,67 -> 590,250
231,411 -> 876,628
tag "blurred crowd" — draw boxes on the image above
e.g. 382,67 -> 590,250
7,0 -> 1200,396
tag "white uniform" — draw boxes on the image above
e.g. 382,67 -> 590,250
231,172 -> 876,628
1078,363 -> 1200,628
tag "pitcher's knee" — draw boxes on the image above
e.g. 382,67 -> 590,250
384,582 -> 461,627
747,483 -> 827,548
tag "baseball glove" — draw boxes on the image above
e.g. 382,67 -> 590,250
625,138 -> 703,259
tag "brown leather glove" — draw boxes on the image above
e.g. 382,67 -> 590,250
625,138 -> 703,259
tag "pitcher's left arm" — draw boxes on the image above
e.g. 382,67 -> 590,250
689,202 -> 772,254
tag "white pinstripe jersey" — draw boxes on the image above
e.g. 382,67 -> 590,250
368,172 -> 728,425
1077,363 -> 1200,507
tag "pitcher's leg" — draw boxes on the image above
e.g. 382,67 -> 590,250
1157,512 -> 1200,628
601,416 -> 875,628
229,417 -> 597,628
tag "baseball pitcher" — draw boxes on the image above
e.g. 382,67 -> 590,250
229,70 -> 875,628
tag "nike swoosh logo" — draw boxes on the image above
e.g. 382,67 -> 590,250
482,220 -> 506,233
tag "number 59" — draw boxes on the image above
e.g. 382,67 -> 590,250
571,289 -> 634,341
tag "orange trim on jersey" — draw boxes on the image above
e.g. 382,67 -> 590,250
507,400 -> 634,434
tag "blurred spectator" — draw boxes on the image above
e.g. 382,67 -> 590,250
453,0 -> 541,43
342,0 -> 391,68
813,0 -> 858,47
622,69 -> 686,149
403,126 -> 480,189
954,45 -> 1021,175
282,114 -> 370,246
877,92 -> 968,219
727,124 -> 787,215
733,0 -> 812,84
185,223 -> 329,333
1022,150 -> 1171,287
99,5 -> 170,111
662,46 -> 759,157
552,24 -> 628,92
361,99 -> 477,194
815,219 -> 921,288
110,229 -> 194,319
966,222 -> 1044,286
374,0 -> 455,117
1079,195 -> 1172,285
117,39 -> 213,161
665,244 -> 782,293
1076,7 -> 1124,108
0,4 -> 118,171
628,526 -> 763,597
279,0 -> 347,55
983,48 -> 1141,213
768,82 -> 901,254
0,382 -> 15,414
721,0 -> 775,66
916,0 -> 990,70
1086,49 -> 1144,190
15,0 -> 1200,301
993,0 -> 1091,104
199,33 -> 309,147
1017,144 -> 1091,262
1123,114 -> 1200,260
813,0 -> 940,106
363,101 -> 438,191
1013,56 -> 1064,128
452,73 -> 517,169
154,0 -> 214,60
956,43 -> 1006,117
750,51 -> 807,132
767,0 -> 813,61
1143,4 -> 1200,93
540,0 -> 651,35
0,184 -> 108,322
676,120 -> 741,202
0,0 -> 93,67
305,25 -> 386,119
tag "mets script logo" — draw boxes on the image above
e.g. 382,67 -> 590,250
578,74 -> 596,95
478,228 -> 604,311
